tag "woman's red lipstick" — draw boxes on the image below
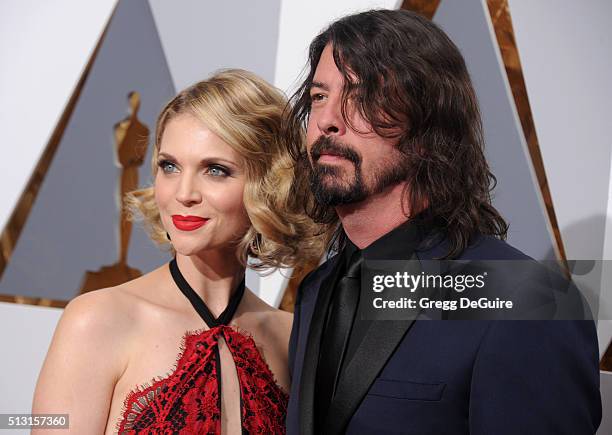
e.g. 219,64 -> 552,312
171,215 -> 208,231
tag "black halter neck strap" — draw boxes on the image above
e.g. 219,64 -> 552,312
169,258 -> 245,328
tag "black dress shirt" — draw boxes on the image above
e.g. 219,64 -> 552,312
315,217 -> 433,425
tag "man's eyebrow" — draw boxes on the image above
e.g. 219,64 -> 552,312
310,81 -> 329,91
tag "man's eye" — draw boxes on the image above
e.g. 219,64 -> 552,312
310,93 -> 325,102
158,160 -> 178,173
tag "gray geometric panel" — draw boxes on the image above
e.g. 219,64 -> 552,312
0,0 -> 175,300
434,0 -> 556,260
148,0 -> 282,90
508,0 -> 612,262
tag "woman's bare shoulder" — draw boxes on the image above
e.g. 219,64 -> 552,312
59,265 -> 169,343
32,267 -> 170,428
61,287 -> 129,336
242,290 -> 293,342
267,307 -> 293,333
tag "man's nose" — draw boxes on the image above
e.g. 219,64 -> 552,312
317,98 -> 346,136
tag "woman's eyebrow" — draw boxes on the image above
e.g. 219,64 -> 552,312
157,152 -> 176,160
157,152 -> 238,167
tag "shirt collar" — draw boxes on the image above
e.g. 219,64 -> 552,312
343,216 -> 432,262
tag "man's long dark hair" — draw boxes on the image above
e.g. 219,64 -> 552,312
286,9 -> 508,258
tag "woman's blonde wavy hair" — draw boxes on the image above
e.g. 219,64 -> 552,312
126,69 -> 326,270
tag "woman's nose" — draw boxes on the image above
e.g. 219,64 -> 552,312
175,175 -> 202,206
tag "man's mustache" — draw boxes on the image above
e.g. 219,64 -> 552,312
310,136 -> 361,165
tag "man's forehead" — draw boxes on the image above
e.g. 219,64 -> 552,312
311,44 -> 344,89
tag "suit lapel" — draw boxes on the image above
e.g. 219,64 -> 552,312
299,254 -> 344,435
324,252 -> 425,434
300,224 -> 445,434
325,318 -> 417,433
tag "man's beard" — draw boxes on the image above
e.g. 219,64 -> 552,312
308,135 -> 408,207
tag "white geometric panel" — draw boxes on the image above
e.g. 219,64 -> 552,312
0,0 -> 116,233
0,0 -> 175,301
274,0 -> 400,94
0,303 -> 61,419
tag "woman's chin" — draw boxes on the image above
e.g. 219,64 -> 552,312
170,240 -> 209,257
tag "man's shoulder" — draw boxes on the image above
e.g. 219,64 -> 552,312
421,233 -> 594,320
461,234 -> 533,260
296,253 -> 341,301
418,233 -> 532,261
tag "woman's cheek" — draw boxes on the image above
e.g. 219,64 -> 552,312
206,183 -> 245,213
154,182 -> 175,220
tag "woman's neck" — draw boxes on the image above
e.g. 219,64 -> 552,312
173,249 -> 245,318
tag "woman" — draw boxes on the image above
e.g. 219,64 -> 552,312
32,69 -> 324,434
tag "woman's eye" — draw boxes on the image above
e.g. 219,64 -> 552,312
206,165 -> 229,177
158,160 -> 178,173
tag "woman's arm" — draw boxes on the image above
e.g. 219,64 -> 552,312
271,309 -> 294,392
32,290 -> 128,434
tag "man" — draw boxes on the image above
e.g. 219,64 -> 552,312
285,9 -> 601,435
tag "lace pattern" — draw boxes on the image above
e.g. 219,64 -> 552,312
117,326 -> 288,434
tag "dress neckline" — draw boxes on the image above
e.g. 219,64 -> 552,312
169,257 -> 245,328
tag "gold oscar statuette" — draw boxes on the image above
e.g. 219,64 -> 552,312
79,92 -> 149,294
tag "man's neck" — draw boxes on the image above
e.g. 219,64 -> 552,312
336,182 -> 411,249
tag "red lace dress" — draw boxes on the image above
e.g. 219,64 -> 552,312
117,259 -> 288,434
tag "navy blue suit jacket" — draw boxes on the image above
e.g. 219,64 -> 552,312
286,235 -> 602,434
